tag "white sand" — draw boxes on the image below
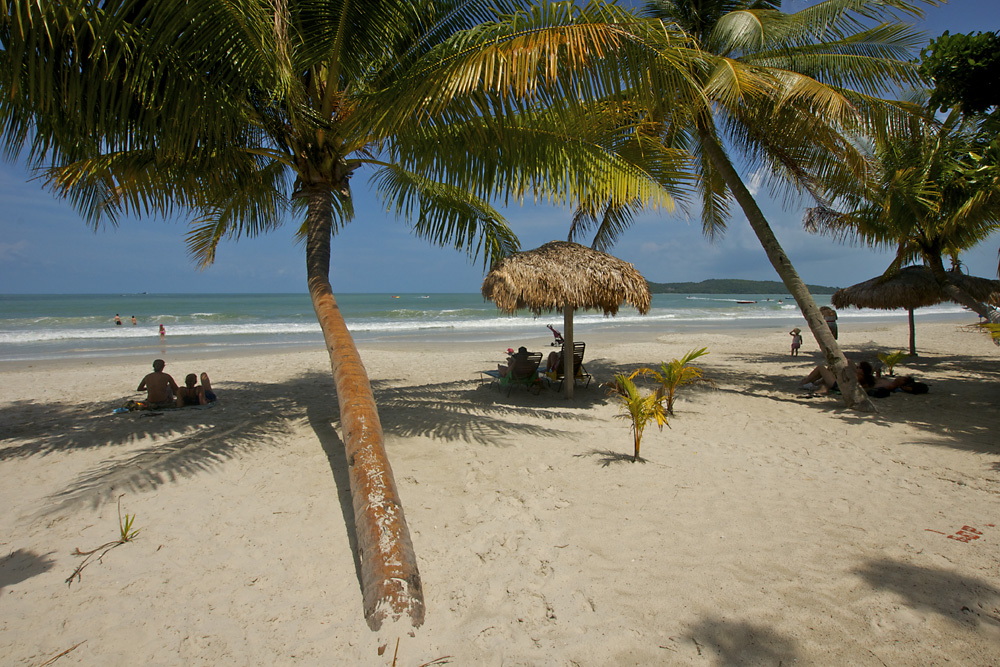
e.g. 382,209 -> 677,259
2,319 -> 999,665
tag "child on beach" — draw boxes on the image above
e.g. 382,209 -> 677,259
790,328 -> 803,356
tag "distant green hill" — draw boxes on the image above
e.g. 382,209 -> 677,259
647,278 -> 838,294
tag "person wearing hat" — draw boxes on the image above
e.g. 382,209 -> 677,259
497,345 -> 530,377
499,346 -> 531,377
789,328 -> 803,356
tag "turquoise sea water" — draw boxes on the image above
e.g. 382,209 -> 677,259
0,292 -> 967,362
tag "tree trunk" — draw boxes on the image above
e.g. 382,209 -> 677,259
562,305 -> 574,399
907,307 -> 917,356
926,254 -> 1000,324
697,129 -> 876,412
303,185 -> 424,631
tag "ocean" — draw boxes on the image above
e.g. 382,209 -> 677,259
0,292 -> 968,362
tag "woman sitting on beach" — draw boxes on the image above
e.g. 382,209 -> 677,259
800,360 -> 875,394
499,347 -> 530,378
176,372 -> 217,407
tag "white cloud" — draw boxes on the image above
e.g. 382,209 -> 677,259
0,240 -> 27,261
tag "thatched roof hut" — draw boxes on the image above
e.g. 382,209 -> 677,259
481,241 -> 650,397
832,266 -> 999,311
832,266 -> 1000,354
481,241 -> 651,316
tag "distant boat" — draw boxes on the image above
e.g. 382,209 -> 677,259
736,300 -> 757,304
391,295 -> 400,299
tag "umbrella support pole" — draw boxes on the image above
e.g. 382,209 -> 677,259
908,308 -> 918,356
563,305 -> 574,399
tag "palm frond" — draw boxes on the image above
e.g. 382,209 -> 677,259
372,164 -> 520,267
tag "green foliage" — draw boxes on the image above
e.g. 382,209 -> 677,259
605,372 -> 668,462
646,278 -> 837,294
65,495 -> 140,586
804,105 -> 1000,307
877,349 -> 908,376
976,322 -> 1000,342
640,347 -> 711,416
118,496 -> 140,543
920,31 -> 1000,115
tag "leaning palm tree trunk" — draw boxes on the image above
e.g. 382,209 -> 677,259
304,186 -> 424,630
698,130 -> 875,412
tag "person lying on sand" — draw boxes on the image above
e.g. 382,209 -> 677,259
868,375 -> 929,397
799,360 -> 875,394
137,359 -> 179,408
176,372 -> 218,407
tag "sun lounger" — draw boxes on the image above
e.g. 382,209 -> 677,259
480,352 -> 543,395
547,341 -> 592,390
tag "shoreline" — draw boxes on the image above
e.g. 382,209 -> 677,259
2,318 -> 998,665
0,309 -> 982,369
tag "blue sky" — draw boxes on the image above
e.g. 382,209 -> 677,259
1,0 -> 998,295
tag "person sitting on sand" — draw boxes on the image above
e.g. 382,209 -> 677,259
176,372 -> 218,407
799,360 -> 875,394
137,359 -> 179,408
499,347 -> 530,378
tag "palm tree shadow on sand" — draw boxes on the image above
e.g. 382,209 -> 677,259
854,558 -> 1000,629
684,617 -> 799,666
0,549 -> 55,594
25,371 -> 595,517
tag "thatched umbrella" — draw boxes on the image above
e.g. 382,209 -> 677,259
481,240 -> 651,398
832,266 -> 1000,355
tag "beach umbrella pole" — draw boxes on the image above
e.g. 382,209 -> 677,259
563,305 -> 574,399
908,307 -> 918,356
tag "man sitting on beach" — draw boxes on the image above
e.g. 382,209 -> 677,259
137,359 -> 179,409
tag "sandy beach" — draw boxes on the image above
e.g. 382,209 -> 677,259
2,318 -> 999,665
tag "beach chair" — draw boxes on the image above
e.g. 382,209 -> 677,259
480,352 -> 543,395
547,341 -> 592,390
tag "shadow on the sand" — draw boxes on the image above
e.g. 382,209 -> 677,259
854,558 -> 1000,629
687,617 -> 799,667
21,378 -> 310,515
15,369 -> 606,515
706,348 -> 1000,460
304,399 -> 365,594
575,449 -> 643,467
0,549 -> 55,594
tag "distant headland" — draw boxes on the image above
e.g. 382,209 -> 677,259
647,278 -> 838,294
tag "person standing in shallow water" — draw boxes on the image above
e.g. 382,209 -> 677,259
159,323 -> 165,339
114,313 -> 122,326
131,315 -> 137,326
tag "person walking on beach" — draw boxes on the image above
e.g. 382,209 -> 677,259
131,315 -> 137,326
789,328 -> 803,356
115,313 -> 122,326
137,359 -> 179,408
821,306 -> 838,339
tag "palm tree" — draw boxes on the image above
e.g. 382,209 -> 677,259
641,347 -> 710,416
605,372 -> 669,462
575,0 -> 934,411
0,0 -> 698,629
805,105 -> 1000,323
